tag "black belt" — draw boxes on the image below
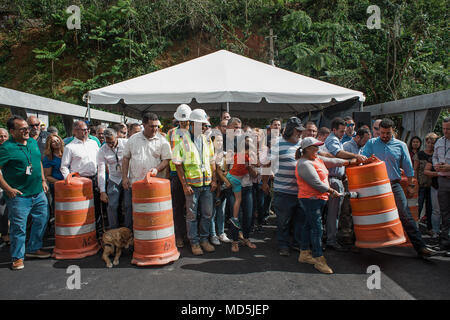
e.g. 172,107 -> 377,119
329,176 -> 344,180
83,175 -> 97,180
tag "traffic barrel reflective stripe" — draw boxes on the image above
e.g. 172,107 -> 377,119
133,200 -> 172,213
52,172 -> 100,259
134,226 -> 175,240
352,208 -> 399,226
351,182 -> 392,198
347,157 -> 406,248
131,171 -> 180,266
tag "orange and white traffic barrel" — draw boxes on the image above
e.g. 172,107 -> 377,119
347,157 -> 406,248
131,171 -> 180,266
52,172 -> 100,259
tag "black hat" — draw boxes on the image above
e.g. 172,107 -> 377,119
286,117 -> 305,131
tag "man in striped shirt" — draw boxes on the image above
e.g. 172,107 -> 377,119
262,117 -> 304,256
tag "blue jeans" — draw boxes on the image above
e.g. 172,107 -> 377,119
185,186 -> 213,245
106,180 -> 132,230
5,191 -> 49,261
391,182 -> 426,251
430,186 -> 441,233
418,186 -> 432,230
210,192 -> 226,237
273,192 -> 302,249
298,198 -> 326,257
229,186 -> 253,241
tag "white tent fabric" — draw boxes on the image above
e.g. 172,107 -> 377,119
88,50 -> 365,118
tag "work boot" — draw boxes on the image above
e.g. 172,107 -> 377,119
313,256 -> 333,274
200,241 -> 215,253
191,244 -> 203,256
298,250 -> 315,264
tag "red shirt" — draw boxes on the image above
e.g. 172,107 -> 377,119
229,153 -> 249,176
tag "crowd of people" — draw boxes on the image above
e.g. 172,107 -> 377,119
0,107 -> 448,273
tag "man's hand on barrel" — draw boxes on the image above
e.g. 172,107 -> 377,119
355,154 -> 368,164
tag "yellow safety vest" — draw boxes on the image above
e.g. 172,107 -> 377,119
167,127 -> 189,172
172,133 -> 214,187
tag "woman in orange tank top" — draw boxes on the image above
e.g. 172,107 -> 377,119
295,137 -> 356,274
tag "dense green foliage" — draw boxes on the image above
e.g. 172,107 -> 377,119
0,0 -> 448,129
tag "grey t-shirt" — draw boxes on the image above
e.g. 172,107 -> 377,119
297,156 -> 347,193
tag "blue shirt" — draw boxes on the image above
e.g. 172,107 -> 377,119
42,155 -> 64,181
270,137 -> 300,195
343,139 -> 361,155
325,133 -> 345,178
361,137 -> 414,181
341,132 -> 356,144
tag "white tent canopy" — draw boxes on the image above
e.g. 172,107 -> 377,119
88,50 -> 365,119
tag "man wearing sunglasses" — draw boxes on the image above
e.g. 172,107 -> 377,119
0,115 -> 51,270
341,116 -> 356,144
27,115 -> 50,161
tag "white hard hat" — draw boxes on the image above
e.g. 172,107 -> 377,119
174,104 -> 192,121
189,108 -> 210,125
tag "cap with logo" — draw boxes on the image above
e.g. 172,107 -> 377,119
174,104 -> 192,121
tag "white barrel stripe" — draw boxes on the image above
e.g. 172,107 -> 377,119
133,200 -> 172,213
353,209 -> 399,225
349,183 -> 392,198
56,222 -> 96,236
55,199 -> 94,211
134,226 -> 174,240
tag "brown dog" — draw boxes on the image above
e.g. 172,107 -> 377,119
101,227 -> 133,268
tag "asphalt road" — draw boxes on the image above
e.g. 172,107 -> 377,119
0,218 -> 448,300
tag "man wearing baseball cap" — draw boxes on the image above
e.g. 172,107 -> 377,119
262,117 -> 305,256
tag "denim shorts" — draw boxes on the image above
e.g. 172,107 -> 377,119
226,172 -> 243,193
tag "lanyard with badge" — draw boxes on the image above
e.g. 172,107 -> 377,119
20,144 -> 33,175
112,145 -> 121,171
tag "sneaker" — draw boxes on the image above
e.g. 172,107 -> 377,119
231,241 -> 239,253
191,244 -> 203,256
219,233 -> 232,243
210,235 -> 221,246
12,259 -> 24,270
25,250 -> 51,259
200,241 -> 215,253
279,248 -> 290,257
229,217 -> 241,229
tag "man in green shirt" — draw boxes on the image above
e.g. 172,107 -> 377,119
0,115 -> 51,271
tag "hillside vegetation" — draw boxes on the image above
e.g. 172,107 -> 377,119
0,0 -> 448,127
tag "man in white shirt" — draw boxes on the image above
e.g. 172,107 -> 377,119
60,120 -> 102,233
122,112 -> 171,190
98,128 -> 131,230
